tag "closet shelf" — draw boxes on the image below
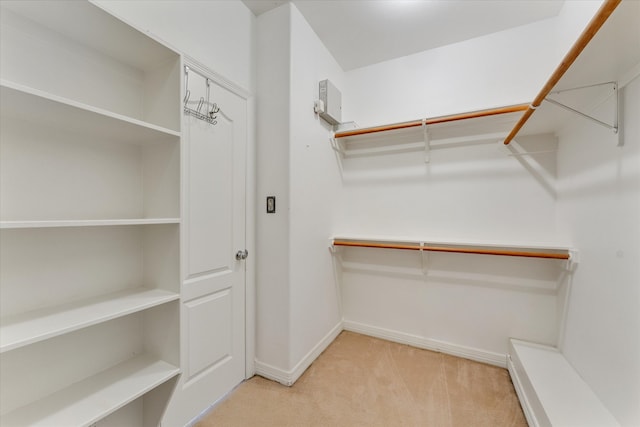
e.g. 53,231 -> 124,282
0,80 -> 180,143
504,0 -> 637,143
0,288 -> 179,353
332,237 -> 575,261
331,104 -> 529,160
1,354 -> 180,427
0,218 -> 181,229
335,104 -> 528,140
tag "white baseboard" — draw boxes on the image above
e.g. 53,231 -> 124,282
255,321 -> 343,386
256,319 -> 506,386
343,320 -> 507,368
507,352 -> 539,427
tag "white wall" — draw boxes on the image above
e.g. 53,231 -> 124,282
337,19 -> 564,246
93,0 -> 255,94
334,13 -> 582,364
254,0 -> 613,379
255,4 -> 292,372
288,5 -> 344,368
557,74 -> 640,426
254,3 -> 344,381
343,18 -> 558,127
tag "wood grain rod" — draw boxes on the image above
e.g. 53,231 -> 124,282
332,240 -> 570,260
503,0 -> 622,145
334,104 -> 529,139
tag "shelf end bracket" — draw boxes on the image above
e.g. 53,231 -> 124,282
567,249 -> 580,271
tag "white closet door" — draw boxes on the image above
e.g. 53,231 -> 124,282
180,69 -> 247,418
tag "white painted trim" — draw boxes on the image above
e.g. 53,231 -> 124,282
253,360 -> 293,386
182,57 -> 256,380
507,353 -> 539,427
245,95 -> 257,379
183,55 -> 252,100
255,321 -> 343,386
343,320 -> 506,368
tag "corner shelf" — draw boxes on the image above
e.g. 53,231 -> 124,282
1,354 -> 180,427
0,288 -> 179,353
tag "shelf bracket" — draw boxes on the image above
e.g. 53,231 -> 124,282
544,81 -> 618,138
422,119 -> 430,163
567,249 -> 580,272
419,242 -> 430,276
329,137 -> 344,155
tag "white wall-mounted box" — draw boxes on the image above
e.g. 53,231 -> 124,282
319,79 -> 341,125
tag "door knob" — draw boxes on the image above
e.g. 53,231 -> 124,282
236,249 -> 248,260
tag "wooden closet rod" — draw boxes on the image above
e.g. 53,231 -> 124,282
334,104 -> 529,139
503,0 -> 622,145
332,239 -> 570,260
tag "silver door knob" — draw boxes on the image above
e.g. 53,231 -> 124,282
236,249 -> 249,260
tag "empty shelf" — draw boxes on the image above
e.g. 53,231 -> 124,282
0,218 -> 180,229
0,80 -> 180,144
1,354 -> 180,427
0,288 -> 179,353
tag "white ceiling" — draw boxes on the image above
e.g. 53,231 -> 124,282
243,0 -> 564,71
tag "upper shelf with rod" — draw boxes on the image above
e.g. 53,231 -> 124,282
332,236 -> 576,263
503,0 -> 639,146
331,104 -> 529,161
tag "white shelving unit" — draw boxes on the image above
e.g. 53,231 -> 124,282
0,288 -> 179,353
1,355 -> 180,427
0,1 -> 182,425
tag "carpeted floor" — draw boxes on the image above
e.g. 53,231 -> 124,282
195,331 -> 527,426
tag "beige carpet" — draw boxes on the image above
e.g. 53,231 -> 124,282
195,331 -> 527,427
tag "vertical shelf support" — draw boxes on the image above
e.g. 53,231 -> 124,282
422,119 -> 430,163
419,241 -> 430,276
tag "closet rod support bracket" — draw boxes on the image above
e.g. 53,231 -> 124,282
544,81 -> 619,137
422,119 -> 430,163
329,137 -> 344,155
567,249 -> 580,271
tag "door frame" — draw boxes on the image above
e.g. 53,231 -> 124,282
183,56 -> 256,379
